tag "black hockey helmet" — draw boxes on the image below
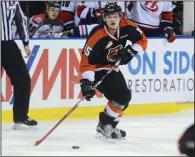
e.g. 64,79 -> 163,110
103,2 -> 122,16
46,1 -> 61,10
178,124 -> 195,157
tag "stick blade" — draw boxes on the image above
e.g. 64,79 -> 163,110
34,140 -> 42,146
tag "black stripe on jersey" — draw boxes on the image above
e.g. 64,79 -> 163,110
128,19 -> 159,28
140,4 -> 150,12
84,25 -> 88,37
162,11 -> 173,13
61,10 -> 74,14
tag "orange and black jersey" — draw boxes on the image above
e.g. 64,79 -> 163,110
80,18 -> 148,80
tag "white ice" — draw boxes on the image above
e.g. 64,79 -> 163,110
2,109 -> 194,156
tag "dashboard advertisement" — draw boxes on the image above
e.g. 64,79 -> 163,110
1,38 -> 194,110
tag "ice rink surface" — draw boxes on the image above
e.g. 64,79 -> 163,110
2,109 -> 194,156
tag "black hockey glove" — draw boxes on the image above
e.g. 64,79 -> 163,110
163,27 -> 176,43
80,79 -> 96,101
116,45 -> 138,65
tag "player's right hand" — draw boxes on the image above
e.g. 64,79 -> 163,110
163,27 -> 176,43
80,79 -> 96,101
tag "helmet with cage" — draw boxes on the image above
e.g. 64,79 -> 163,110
46,1 -> 61,10
46,1 -> 61,20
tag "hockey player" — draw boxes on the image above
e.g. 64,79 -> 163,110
76,1 -> 126,25
76,1 -> 106,25
29,1 -> 64,38
127,1 -> 176,42
79,2 -> 147,140
59,1 -> 77,30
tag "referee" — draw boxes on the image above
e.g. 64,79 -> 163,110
1,1 -> 37,129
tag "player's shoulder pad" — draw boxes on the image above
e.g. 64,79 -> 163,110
31,14 -> 46,24
120,18 -> 138,28
88,24 -> 104,38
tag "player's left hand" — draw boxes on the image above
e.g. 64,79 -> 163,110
94,8 -> 103,18
116,45 -> 138,65
164,27 -> 176,43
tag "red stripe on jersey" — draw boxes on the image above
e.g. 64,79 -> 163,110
77,5 -> 86,18
81,25 -> 85,36
59,11 -> 74,23
161,12 -> 173,21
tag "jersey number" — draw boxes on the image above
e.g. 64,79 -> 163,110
29,24 -> 37,34
84,44 -> 92,56
61,1 -> 70,7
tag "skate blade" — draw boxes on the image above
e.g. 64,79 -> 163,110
95,132 -> 117,143
116,137 -> 126,140
13,123 -> 38,130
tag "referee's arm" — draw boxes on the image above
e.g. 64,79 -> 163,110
14,2 -> 29,46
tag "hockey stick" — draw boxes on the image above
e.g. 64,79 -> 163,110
34,59 -> 121,146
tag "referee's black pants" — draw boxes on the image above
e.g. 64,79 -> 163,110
1,40 -> 31,122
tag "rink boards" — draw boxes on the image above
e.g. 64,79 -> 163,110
1,37 -> 194,122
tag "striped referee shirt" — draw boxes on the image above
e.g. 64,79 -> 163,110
1,1 -> 29,45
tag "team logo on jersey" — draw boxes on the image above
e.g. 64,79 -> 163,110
120,34 -> 128,39
107,45 -> 123,62
32,17 -> 42,24
141,1 -> 158,12
105,41 -> 113,49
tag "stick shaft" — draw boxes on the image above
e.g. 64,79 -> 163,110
34,60 -> 121,146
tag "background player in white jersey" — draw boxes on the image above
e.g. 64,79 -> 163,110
76,1 -> 105,25
127,1 -> 176,42
76,1 -> 126,25
59,1 -> 77,30
29,1 -> 64,38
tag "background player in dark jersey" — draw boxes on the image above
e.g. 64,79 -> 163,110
178,123 -> 194,157
79,2 -> 148,140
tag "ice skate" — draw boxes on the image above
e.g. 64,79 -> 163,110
95,122 -> 117,140
13,117 -> 38,130
113,127 -> 126,140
